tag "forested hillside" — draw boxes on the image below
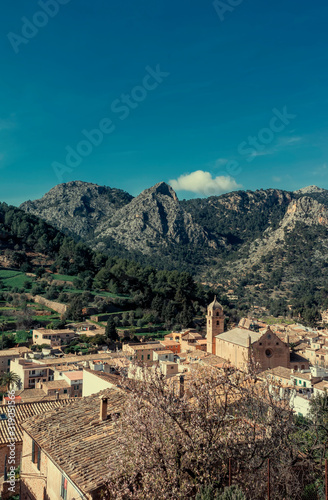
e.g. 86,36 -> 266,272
0,201 -> 215,332
7,181 -> 328,324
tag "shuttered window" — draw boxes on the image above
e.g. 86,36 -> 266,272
61,475 -> 68,500
32,440 -> 41,471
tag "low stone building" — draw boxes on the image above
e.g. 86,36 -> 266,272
123,342 -> 166,365
10,358 -> 53,389
0,347 -> 32,378
32,328 -> 76,347
159,339 -> 181,354
20,388 -> 127,500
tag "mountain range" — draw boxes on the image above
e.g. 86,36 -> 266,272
19,181 -> 328,310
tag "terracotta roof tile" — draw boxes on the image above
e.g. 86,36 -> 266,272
0,399 -> 73,444
21,388 -> 127,495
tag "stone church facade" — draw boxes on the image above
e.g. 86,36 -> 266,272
206,298 -> 306,371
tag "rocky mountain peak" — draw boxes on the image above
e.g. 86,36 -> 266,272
20,180 -> 133,239
294,185 -> 327,195
142,182 -> 178,202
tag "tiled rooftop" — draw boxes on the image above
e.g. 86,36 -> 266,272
36,352 -> 124,366
314,381 -> 328,391
258,366 -> 292,381
0,347 -> 31,357
21,388 -> 127,495
15,389 -> 71,403
132,344 -> 165,351
216,328 -> 261,347
64,371 -> 83,381
41,380 -> 70,389
291,372 -> 311,380
0,399 -> 73,444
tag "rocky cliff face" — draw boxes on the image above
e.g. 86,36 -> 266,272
244,196 -> 328,267
20,181 -> 222,256
19,181 -> 328,283
95,182 -> 221,254
20,181 -> 133,239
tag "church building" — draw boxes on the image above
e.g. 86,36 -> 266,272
206,297 -> 308,372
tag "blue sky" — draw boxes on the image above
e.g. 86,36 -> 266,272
0,0 -> 327,205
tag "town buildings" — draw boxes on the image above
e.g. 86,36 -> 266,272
206,298 -> 309,372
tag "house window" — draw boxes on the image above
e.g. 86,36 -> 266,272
60,475 -> 68,500
7,360 -> 10,366
147,354 -> 150,360
32,440 -> 41,470
63,389 -> 68,394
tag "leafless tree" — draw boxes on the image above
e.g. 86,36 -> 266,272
103,365 -> 315,499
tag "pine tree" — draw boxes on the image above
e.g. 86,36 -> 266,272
105,317 -> 119,342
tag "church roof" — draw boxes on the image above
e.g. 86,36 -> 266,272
215,328 -> 261,347
208,296 -> 223,310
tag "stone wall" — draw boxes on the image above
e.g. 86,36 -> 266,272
25,295 -> 67,315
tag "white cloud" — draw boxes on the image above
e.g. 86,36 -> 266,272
277,136 -> 302,146
169,170 -> 242,196
248,150 -> 275,159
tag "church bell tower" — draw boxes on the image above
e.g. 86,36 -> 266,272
206,296 -> 225,355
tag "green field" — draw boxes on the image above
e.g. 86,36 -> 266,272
62,288 -> 130,299
51,274 -> 76,282
0,270 -> 33,289
0,270 -> 21,279
134,330 -> 170,339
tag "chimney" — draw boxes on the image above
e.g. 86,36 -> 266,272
100,396 -> 108,422
179,375 -> 185,398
